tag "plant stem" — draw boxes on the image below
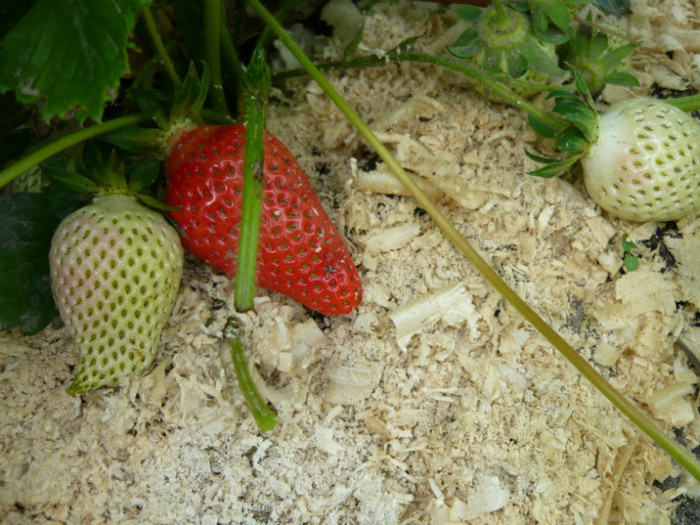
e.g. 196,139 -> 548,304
0,114 -> 148,190
204,0 -> 230,117
235,49 -> 270,312
666,94 -> 700,113
225,317 -> 278,431
272,53 -> 566,130
246,0 -> 700,482
141,7 -> 181,88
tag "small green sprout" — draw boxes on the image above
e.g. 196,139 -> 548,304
621,233 -> 639,271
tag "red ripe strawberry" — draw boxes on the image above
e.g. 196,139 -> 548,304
165,124 -> 361,315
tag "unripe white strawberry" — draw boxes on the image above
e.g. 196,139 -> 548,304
581,97 -> 700,222
49,194 -> 184,393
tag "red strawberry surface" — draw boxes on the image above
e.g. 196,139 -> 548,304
165,124 -> 362,315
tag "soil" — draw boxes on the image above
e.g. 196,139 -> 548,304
2,1 -> 700,524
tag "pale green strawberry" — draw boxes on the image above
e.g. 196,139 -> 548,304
49,194 -> 184,393
581,97 -> 700,222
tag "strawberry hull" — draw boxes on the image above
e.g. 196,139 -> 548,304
165,124 -> 362,315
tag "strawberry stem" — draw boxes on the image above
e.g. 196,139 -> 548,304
235,49 -> 270,312
141,7 -> 181,88
0,113 -> 148,190
247,0 -> 700,482
225,317 -> 278,431
203,0 -> 230,118
666,93 -> 700,113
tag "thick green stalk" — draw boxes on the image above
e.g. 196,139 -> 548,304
0,114 -> 148,190
235,49 -> 270,311
246,0 -> 700,481
141,7 -> 181,87
204,0 -> 230,117
225,317 -> 278,431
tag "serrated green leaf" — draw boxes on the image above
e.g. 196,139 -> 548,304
0,0 -> 148,124
453,5 -> 483,23
555,126 -> 588,152
127,157 -> 160,192
605,71 -> 640,87
0,192 -> 86,334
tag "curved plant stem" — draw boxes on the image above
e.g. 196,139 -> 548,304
246,0 -> 700,481
204,0 -> 230,117
273,52 -> 566,130
141,7 -> 181,88
0,114 -> 148,190
225,317 -> 278,431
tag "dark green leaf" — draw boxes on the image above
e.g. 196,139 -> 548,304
601,43 -> 637,71
171,62 -> 210,124
127,158 -> 160,192
521,36 -> 566,77
525,149 -> 559,164
131,89 -> 169,129
555,126 -> 588,152
41,165 -> 100,194
0,192 -> 87,334
528,154 -> 581,178
546,1 -> 572,32
453,5 -> 483,23
594,0 -> 631,16
528,114 -> 559,139
553,98 -> 597,141
506,50 -> 528,78
446,27 -> 481,59
0,1 -> 38,40
0,0 -> 148,123
99,126 -> 161,153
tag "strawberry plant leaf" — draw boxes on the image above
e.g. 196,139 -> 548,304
42,165 -> 100,194
594,0 -> 631,15
605,71 -> 639,87
0,191 -> 86,334
127,158 -> 160,192
555,126 -> 588,152
527,114 -> 559,139
0,0 -> 148,124
171,62 -> 210,124
453,5 -> 483,23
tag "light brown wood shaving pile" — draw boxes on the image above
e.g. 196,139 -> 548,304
1,1 -> 700,524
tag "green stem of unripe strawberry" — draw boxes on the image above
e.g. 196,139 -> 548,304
481,0 -> 529,49
141,7 -> 181,88
235,49 -> 270,312
0,113 -> 148,190
225,317 -> 278,431
204,0 -> 230,117
248,0 -> 700,482
666,93 -> 700,113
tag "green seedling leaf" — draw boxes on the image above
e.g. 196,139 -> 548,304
621,233 -> 636,252
621,234 -> 639,271
0,0 -> 148,123
453,5 -> 483,23
0,191 -> 87,334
